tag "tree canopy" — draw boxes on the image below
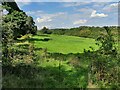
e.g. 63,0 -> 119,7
2,0 -> 37,39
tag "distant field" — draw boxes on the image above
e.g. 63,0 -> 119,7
31,34 -> 99,54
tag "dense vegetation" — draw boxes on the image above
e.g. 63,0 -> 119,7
40,26 -> 118,39
1,0 -> 120,89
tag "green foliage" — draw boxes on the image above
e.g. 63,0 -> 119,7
2,0 -> 38,66
88,26 -> 119,88
2,0 -> 37,67
2,1 -> 119,88
2,2 -> 37,39
50,26 -> 118,39
3,48 -> 89,88
89,53 -> 119,88
2,19 -> 14,66
2,1 -> 21,14
96,26 -> 117,56
2,32 -> 119,88
41,27 -> 52,34
3,11 -> 37,39
25,16 -> 37,35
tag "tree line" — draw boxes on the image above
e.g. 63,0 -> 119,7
40,26 -> 118,39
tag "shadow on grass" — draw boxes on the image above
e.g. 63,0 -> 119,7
17,36 -> 51,42
34,47 -> 42,51
36,34 -> 50,37
47,52 -> 88,61
28,38 -> 52,42
2,63 -> 88,88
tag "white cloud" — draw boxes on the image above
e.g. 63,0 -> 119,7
91,10 -> 108,18
73,19 -> 87,25
63,2 -> 91,7
21,2 -> 116,29
35,12 -> 82,29
63,2 -> 82,7
103,3 -> 118,12
36,12 -> 66,23
26,10 -> 43,15
76,8 -> 93,14
110,3 -> 118,7
36,17 -> 52,23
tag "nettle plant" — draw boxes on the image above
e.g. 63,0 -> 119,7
89,26 -> 119,88
96,26 -> 117,56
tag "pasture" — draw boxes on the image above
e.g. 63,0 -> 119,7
31,34 -> 99,54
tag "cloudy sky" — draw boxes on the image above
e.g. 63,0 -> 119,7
15,0 -> 118,29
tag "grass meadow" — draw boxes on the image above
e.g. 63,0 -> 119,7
31,34 -> 99,54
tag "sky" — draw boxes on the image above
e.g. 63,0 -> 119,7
14,0 -> 118,29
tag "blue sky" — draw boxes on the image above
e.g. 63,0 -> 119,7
15,1 -> 118,29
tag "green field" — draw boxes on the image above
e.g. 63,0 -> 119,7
2,1 -> 119,88
3,33 -> 119,88
10,34 -> 94,88
31,34 -> 99,54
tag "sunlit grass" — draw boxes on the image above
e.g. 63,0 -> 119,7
32,34 -> 99,54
